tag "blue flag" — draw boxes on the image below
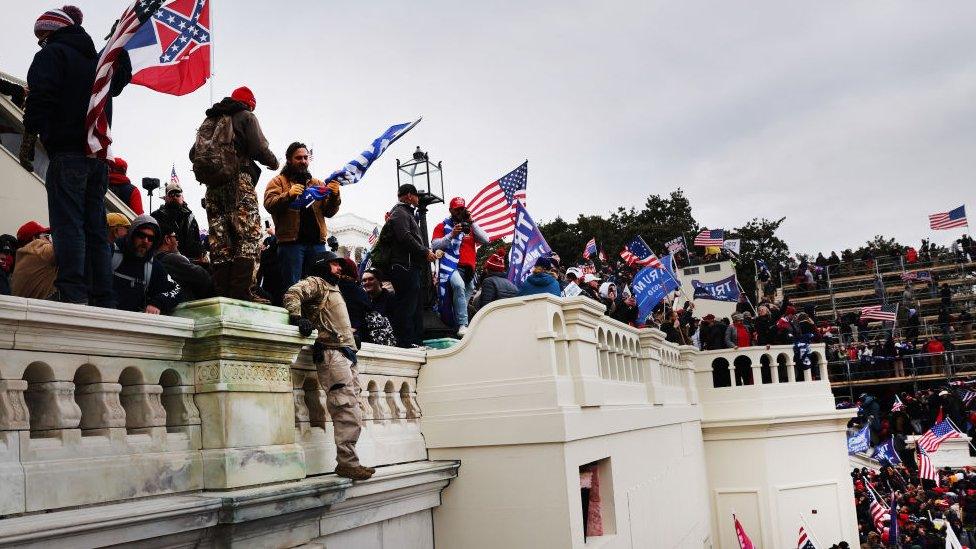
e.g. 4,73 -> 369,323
632,258 -> 680,323
434,217 -> 463,328
507,203 -> 552,287
292,118 -> 421,209
847,425 -> 870,454
691,274 -> 740,302
872,437 -> 902,465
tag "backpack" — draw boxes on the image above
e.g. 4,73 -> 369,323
369,216 -> 397,274
190,114 -> 238,186
364,311 -> 397,346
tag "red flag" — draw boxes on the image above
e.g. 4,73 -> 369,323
125,0 -> 212,96
733,515 -> 756,549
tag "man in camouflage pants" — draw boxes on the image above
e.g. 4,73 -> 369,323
193,86 -> 278,302
284,251 -> 375,481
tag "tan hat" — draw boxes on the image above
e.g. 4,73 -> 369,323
165,181 -> 183,194
106,213 -> 130,228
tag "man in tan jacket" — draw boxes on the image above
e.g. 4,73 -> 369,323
264,142 -> 341,295
12,221 -> 56,299
283,251 -> 374,481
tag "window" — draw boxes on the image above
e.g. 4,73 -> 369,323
683,267 -> 700,275
580,458 -> 615,541
704,264 -> 721,273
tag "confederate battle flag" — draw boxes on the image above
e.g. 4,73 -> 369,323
124,0 -> 211,95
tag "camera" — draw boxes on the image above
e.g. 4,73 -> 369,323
460,222 -> 471,234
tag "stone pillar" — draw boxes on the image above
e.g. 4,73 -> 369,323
74,382 -> 126,434
174,298 -> 310,489
0,379 -> 28,515
120,384 -> 167,434
160,385 -> 201,434
561,299 -> 607,406
24,380 -> 81,436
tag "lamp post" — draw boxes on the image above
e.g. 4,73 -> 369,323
396,147 -> 444,244
141,177 -> 160,212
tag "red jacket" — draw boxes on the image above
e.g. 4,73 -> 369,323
431,219 -> 488,269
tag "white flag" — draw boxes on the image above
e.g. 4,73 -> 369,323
722,239 -> 741,254
945,522 -> 963,549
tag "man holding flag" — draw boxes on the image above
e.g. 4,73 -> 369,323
22,5 -> 134,307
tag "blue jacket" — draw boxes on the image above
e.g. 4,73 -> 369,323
517,272 -> 561,297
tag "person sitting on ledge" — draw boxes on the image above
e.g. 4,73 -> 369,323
517,256 -> 561,297
111,214 -> 181,315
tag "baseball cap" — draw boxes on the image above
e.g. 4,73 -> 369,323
16,221 -> 50,244
449,197 -> 466,209
106,213 -> 131,228
582,273 -> 601,284
165,181 -> 183,194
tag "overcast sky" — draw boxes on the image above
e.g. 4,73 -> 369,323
3,1 -> 975,254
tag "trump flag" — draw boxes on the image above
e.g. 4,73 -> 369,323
507,203 -> 552,287
632,254 -> 679,323
124,0 -> 211,96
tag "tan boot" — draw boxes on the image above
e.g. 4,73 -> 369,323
335,464 -> 374,481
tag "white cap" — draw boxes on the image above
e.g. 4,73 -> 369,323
582,273 -> 601,284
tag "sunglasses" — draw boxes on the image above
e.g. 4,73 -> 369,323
168,191 -> 183,197
133,231 -> 155,242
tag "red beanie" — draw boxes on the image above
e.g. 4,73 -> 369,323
485,252 -> 506,273
109,157 -> 128,174
231,86 -> 256,111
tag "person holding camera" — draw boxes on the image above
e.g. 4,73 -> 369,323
431,197 -> 490,335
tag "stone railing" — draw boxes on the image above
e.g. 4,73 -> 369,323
0,295 -> 431,517
693,344 -> 838,423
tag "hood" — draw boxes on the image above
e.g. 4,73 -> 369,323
46,25 -> 96,59
598,282 -> 615,298
205,97 -> 248,118
525,272 -> 553,286
123,214 -> 161,258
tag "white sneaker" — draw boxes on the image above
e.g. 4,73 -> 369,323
457,325 -> 469,337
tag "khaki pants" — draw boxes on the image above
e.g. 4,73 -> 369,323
317,349 -> 363,468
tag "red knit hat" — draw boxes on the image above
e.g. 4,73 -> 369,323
485,252 -> 506,273
108,157 -> 128,174
17,221 -> 50,244
231,86 -> 256,111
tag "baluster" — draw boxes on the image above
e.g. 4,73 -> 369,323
25,380 -> 81,436
119,384 -> 167,434
75,382 -> 126,434
0,380 -> 29,431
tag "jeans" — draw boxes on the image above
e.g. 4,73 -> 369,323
450,269 -> 474,327
46,154 -> 114,307
278,242 -> 326,290
388,264 -> 422,347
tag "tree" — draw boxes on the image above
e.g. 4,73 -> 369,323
729,217 -> 790,300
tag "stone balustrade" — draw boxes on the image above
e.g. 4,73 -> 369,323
0,295 -> 433,518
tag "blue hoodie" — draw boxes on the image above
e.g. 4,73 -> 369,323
517,272 -> 561,297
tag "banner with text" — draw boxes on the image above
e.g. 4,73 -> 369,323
507,202 -> 553,287
632,255 -> 680,323
691,274 -> 740,302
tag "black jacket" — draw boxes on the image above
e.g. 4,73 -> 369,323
388,202 -> 428,267
25,26 -> 131,155
475,272 -> 518,312
112,216 -> 182,313
151,202 -> 203,259
156,250 -> 213,302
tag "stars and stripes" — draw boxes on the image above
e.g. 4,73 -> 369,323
918,445 -> 937,483
583,238 -> 597,260
367,226 -> 379,247
467,161 -> 528,242
891,395 -> 905,412
859,303 -> 898,322
620,236 -> 662,268
694,228 -> 724,247
170,164 -> 180,186
917,418 -> 961,452
86,0 -> 167,158
797,526 -> 816,549
929,205 -> 968,230
865,486 -> 887,532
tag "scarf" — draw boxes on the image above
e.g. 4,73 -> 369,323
434,216 -> 464,327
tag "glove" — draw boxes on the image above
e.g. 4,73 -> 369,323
290,315 -> 315,338
19,133 -> 37,172
288,183 -> 305,198
326,181 -> 340,196
311,341 -> 325,365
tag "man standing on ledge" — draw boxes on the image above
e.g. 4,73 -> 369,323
191,86 -> 278,302
284,252 -> 375,481
263,142 -> 341,295
387,184 -> 436,347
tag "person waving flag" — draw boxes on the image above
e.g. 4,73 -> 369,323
583,238 -> 597,260
620,236 -> 662,268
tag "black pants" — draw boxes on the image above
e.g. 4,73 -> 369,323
389,263 -> 423,347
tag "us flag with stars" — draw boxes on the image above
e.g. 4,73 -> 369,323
466,161 -> 528,242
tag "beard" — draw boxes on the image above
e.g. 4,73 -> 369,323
282,162 -> 312,185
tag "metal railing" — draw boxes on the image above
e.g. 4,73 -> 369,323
827,349 -> 976,398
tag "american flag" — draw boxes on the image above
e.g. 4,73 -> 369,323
367,226 -> 379,247
620,236 -> 662,268
891,395 -> 905,412
694,229 -> 724,247
918,446 -> 937,483
917,418 -> 960,452
583,238 -> 597,260
900,270 -> 932,283
665,236 -> 685,253
796,526 -> 816,549
86,0 -> 166,158
929,205 -> 968,230
860,303 -> 898,322
961,389 -> 976,406
170,164 -> 179,186
865,486 -> 887,532
467,161 -> 528,242
598,248 -> 607,262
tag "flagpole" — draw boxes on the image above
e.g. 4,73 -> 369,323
208,0 -> 215,106
799,513 -> 826,549
737,280 -> 758,316
944,416 -> 976,455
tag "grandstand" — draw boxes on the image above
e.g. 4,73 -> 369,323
777,248 -> 976,400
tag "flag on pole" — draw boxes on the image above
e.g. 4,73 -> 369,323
733,515 -> 755,549
620,236 -> 662,268
917,419 -> 961,452
872,437 -> 902,465
367,226 -> 379,247
859,303 -> 898,322
467,161 -> 528,242
722,238 -> 741,255
928,205 -> 968,230
888,492 -> 899,544
918,446 -> 937,483
694,229 -> 724,246
124,0 -> 212,96
292,119 -> 421,209
891,395 -> 905,412
170,164 -> 180,187
865,486 -> 887,532
797,526 -> 816,549
86,0 -> 168,158
665,236 -> 686,254
583,238 -> 597,260
847,424 -> 870,454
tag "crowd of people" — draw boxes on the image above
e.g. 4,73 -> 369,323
847,382 -> 976,547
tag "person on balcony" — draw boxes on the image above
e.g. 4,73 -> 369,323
384,184 -> 436,348
106,157 -> 143,215
473,251 -> 517,313
517,256 -> 561,298
111,214 -> 181,314
11,221 -> 57,300
431,197 -> 490,335
284,251 -> 375,481
155,223 -> 213,302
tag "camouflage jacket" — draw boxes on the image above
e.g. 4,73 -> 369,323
283,276 -> 355,349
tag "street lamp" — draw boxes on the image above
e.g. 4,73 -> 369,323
396,147 -> 444,243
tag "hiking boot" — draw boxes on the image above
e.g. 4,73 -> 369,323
335,464 -> 374,481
